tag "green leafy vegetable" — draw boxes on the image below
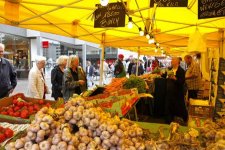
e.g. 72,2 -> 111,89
123,75 -> 146,93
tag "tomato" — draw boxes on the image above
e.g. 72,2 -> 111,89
12,99 -> 18,105
14,112 -> 20,117
7,108 -> 13,113
17,101 -> 24,107
13,106 -> 20,112
46,103 -> 51,107
38,100 -> 44,105
4,128 -> 13,138
20,110 -> 29,119
0,133 -> 6,143
33,104 -> 40,111
0,111 -> 8,115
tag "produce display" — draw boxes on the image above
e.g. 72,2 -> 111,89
123,75 -> 147,93
0,126 -> 14,143
0,97 -> 51,119
104,77 -> 127,93
4,96 -> 212,150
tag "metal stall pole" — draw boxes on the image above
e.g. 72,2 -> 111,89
136,47 -> 140,76
99,33 -> 106,86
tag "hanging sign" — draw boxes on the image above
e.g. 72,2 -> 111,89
94,2 -> 126,28
198,0 -> 225,19
150,0 -> 188,7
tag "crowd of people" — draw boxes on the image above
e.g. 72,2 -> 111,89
0,42 -> 202,124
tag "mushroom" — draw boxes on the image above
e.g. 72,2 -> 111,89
39,141 -> 51,150
90,119 -> 99,129
35,137 -> 44,144
80,136 -> 91,145
50,145 -> 57,150
116,129 -> 124,138
64,111 -> 73,121
5,142 -> 15,150
31,144 -> 40,150
69,136 -> 79,146
83,117 -> 91,126
73,111 -> 82,120
78,143 -> 86,150
62,132 -> 72,142
69,118 -> 77,124
67,145 -> 76,150
15,139 -> 25,149
24,141 -> 33,150
109,134 -> 119,145
52,134 -> 62,145
37,130 -> 45,139
28,124 -> 40,132
40,122 -> 50,130
79,127 -> 88,136
100,131 -> 110,140
57,141 -> 68,150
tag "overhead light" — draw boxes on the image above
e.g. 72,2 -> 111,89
148,38 -> 155,44
155,48 -> 158,53
100,0 -> 109,6
139,28 -> 144,36
146,34 -> 150,39
161,49 -> 164,53
156,42 -> 160,47
127,17 -> 133,29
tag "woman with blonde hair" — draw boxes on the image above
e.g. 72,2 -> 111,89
51,55 -> 68,100
62,55 -> 87,101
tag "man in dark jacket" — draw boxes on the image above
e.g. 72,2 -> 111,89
0,43 -> 17,98
165,57 -> 188,124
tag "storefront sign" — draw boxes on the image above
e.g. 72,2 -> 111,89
198,0 -> 225,19
94,2 -> 126,28
150,0 -> 188,7
42,41 -> 49,48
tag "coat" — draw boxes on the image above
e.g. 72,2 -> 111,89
165,66 -> 188,123
0,58 -> 17,98
51,65 -> 63,100
114,60 -> 126,78
86,65 -> 94,76
27,65 -> 49,99
62,66 -> 87,101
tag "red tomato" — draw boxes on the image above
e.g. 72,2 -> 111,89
38,100 -> 44,105
46,103 -> 51,107
0,133 -> 6,143
4,128 -> 13,138
33,104 -> 40,111
13,106 -> 20,112
20,110 -> 29,119
28,106 -> 34,112
17,101 -> 24,107
12,99 -> 18,105
14,112 -> 20,117
0,111 -> 8,115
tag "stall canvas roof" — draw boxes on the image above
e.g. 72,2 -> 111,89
0,0 -> 224,55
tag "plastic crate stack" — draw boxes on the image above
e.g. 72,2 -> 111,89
214,58 -> 225,119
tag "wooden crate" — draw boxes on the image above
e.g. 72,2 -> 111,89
0,93 -> 56,124
189,99 -> 214,118
188,116 -> 212,128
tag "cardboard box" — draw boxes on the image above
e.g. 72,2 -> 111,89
188,116 -> 212,128
0,93 -> 56,124
189,99 -> 214,118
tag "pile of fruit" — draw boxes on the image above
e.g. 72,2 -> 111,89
0,98 -> 51,119
0,126 -> 14,143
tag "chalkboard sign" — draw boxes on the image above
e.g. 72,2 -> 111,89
198,0 -> 225,19
94,2 -> 126,28
150,0 -> 188,7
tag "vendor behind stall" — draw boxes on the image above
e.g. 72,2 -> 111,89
165,57 -> 188,124
114,54 -> 126,78
184,55 -> 201,99
152,59 -> 161,74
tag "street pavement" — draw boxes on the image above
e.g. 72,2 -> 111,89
12,68 -> 113,100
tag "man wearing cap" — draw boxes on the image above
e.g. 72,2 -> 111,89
0,43 -> 17,98
114,54 -> 126,78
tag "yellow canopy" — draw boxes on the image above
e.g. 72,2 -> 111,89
0,0 -> 224,55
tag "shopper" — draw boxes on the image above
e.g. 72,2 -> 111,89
62,55 -> 87,101
165,57 -> 188,124
127,58 -> 135,76
0,43 -> 17,99
51,55 -> 68,100
152,59 -> 161,73
27,56 -> 49,99
131,59 -> 144,76
114,54 -> 126,78
86,61 -> 94,87
184,55 -> 201,99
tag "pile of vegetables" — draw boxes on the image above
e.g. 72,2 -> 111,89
6,97 -> 147,150
123,75 -> 147,93
0,126 -> 14,143
0,98 -> 51,119
104,78 -> 127,93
